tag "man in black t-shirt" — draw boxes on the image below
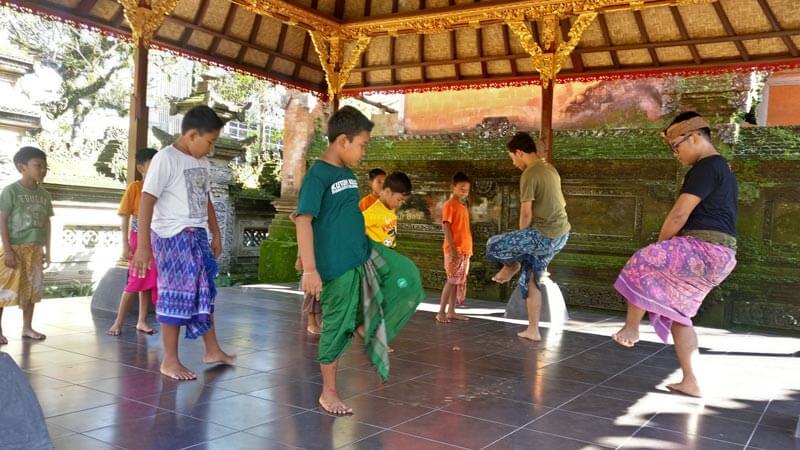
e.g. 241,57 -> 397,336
611,112 -> 738,398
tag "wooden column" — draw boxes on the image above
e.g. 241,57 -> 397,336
127,41 -> 149,183
540,81 -> 554,162
331,93 -> 340,112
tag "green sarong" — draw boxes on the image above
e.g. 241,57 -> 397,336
318,243 -> 424,382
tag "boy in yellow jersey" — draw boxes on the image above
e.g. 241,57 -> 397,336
362,172 -> 411,249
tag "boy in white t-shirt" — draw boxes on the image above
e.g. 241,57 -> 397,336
132,105 -> 235,381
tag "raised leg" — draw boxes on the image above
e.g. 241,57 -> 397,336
612,302 -> 646,348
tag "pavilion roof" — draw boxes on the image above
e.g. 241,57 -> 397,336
5,0 -> 800,96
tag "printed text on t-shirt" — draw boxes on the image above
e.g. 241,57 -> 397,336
330,179 -> 358,194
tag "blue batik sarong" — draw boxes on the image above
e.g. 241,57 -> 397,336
486,228 -> 569,299
152,228 -> 216,339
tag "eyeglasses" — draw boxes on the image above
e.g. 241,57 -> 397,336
669,134 -> 691,154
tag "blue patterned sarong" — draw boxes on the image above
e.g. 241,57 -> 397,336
152,228 -> 216,339
486,228 -> 569,299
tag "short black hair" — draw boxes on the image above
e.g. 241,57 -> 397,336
368,168 -> 386,180
135,148 -> 158,165
383,171 -> 412,195
507,132 -> 536,154
13,146 -> 46,166
327,105 -> 374,143
669,111 -> 711,141
181,105 -> 225,134
452,171 -> 470,185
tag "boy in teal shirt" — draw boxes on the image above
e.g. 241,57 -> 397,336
296,106 -> 423,415
0,146 -> 53,344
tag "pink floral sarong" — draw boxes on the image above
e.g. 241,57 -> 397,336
444,252 -> 470,306
125,229 -> 158,304
614,236 -> 736,343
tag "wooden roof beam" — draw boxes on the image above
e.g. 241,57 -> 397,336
163,15 -> 322,72
345,55 -> 800,93
76,0 -> 98,15
209,3 -> 238,55
669,6 -> 702,65
266,23 -> 289,74
179,0 -> 210,48
350,28 -> 800,73
633,10 -> 659,66
756,0 -> 799,57
712,1 -> 749,61
502,24 -> 518,76
236,15 -> 262,64
597,13 -> 620,68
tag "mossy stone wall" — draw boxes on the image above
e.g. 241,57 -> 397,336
260,125 -> 800,334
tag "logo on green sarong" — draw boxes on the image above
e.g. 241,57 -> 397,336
397,278 -> 408,288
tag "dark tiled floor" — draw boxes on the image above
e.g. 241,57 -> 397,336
1,284 -> 799,449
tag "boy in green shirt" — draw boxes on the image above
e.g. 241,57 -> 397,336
0,146 -> 53,344
296,106 -> 423,415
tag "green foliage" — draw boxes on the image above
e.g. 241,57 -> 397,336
44,280 -> 94,298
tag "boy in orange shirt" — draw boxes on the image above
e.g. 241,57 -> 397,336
358,168 -> 386,211
436,172 -> 472,323
107,148 -> 158,336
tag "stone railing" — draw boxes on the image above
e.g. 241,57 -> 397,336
42,182 -> 273,289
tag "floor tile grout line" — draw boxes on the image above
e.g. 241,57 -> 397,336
743,398 -> 772,449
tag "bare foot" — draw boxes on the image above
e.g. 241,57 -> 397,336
105,323 -> 123,336
160,360 -> 196,381
21,329 -> 46,340
435,313 -> 451,323
0,333 -> 6,345
611,326 -> 639,348
492,262 -> 521,284
203,348 -> 237,365
319,391 -> 353,415
517,328 -> 542,341
447,313 -> 470,321
307,323 -> 321,335
667,380 -> 702,398
135,323 -> 156,335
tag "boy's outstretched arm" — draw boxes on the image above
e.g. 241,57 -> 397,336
295,215 -> 321,300
132,193 -> 156,278
0,210 -> 15,269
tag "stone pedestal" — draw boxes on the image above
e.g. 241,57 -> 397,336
0,353 -> 53,450
90,265 -> 154,315
504,273 -> 569,329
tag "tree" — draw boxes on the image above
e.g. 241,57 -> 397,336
0,8 -> 131,172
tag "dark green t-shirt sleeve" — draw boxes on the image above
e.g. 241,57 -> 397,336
0,185 -> 14,214
296,174 -> 325,218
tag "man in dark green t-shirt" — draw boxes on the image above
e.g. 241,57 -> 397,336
295,106 -> 423,416
486,132 -> 571,342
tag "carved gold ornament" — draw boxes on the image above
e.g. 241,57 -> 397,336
116,0 -> 180,45
310,32 -> 371,97
507,12 -> 597,87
